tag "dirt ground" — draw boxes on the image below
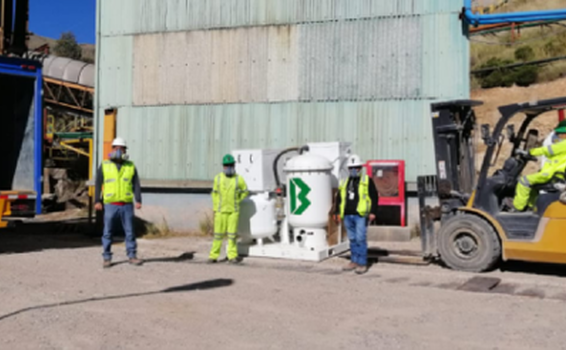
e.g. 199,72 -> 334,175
471,78 -> 566,137
2,225 -> 566,350
3,81 -> 566,350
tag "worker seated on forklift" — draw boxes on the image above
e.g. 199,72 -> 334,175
512,123 -> 566,212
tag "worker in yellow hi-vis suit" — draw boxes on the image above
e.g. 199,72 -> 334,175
513,124 -> 566,211
208,154 -> 249,264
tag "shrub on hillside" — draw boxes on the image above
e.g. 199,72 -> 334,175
514,46 -> 535,62
514,66 -> 539,87
477,58 -> 515,89
477,57 -> 540,89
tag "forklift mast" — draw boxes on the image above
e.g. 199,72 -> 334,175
430,100 -> 483,199
418,100 -> 483,258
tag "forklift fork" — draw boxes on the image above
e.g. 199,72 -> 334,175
417,175 -> 440,259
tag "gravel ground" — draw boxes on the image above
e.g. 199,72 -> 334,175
1,233 -> 566,350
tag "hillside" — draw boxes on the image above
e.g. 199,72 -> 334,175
28,34 -> 95,63
470,77 -> 566,172
471,0 -> 566,89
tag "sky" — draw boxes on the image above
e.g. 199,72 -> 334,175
29,0 -> 96,44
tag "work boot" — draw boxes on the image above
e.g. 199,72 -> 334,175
228,258 -> 241,265
207,259 -> 218,264
103,260 -> 112,269
342,262 -> 358,272
503,198 -> 523,212
355,265 -> 369,275
129,257 -> 144,266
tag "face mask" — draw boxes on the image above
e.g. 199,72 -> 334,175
224,166 -> 235,177
110,149 -> 129,162
349,168 -> 360,178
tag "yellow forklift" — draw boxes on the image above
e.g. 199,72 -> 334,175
419,97 -> 566,272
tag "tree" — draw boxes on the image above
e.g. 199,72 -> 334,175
53,32 -> 82,60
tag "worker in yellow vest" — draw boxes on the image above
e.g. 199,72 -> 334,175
208,154 -> 249,264
94,137 -> 143,268
513,124 -> 566,211
334,155 -> 379,275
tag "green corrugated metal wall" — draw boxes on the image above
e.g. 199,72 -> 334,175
95,0 -> 469,185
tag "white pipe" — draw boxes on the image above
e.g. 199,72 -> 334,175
280,216 -> 290,245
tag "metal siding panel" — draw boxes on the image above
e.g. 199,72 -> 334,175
267,25 -> 299,102
421,13 -> 469,100
98,36 -> 133,107
235,28 -> 252,103
114,101 -> 437,182
162,32 -> 188,105
132,34 -> 160,106
210,29 -> 230,103
100,0 -> 464,36
300,18 -> 422,102
189,30 -> 213,104
134,26 -> 301,106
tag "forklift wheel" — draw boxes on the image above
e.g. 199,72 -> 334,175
437,213 -> 501,273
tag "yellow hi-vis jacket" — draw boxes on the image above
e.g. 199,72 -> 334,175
212,173 -> 249,213
101,160 -> 136,204
338,175 -> 371,217
530,139 -> 566,173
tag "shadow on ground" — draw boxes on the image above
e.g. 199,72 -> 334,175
501,261 -> 566,278
110,252 -> 196,267
0,278 -> 234,321
0,215 -> 161,255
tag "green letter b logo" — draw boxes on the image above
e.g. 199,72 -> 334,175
289,178 -> 311,215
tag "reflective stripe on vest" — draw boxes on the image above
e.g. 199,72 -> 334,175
339,175 -> 371,217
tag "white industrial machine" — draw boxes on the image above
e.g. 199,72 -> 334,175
235,142 -> 352,261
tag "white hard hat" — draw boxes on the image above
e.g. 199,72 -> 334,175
347,154 -> 364,168
112,137 -> 127,147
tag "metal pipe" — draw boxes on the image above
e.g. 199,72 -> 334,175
59,141 -> 90,157
464,0 -> 566,26
469,20 -> 559,35
273,147 -> 299,189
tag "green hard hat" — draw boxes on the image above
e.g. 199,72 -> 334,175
555,120 -> 566,134
222,154 -> 235,165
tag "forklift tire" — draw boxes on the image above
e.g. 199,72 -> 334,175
437,213 -> 501,273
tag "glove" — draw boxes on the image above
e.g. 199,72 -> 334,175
554,183 -> 566,192
514,149 -> 529,157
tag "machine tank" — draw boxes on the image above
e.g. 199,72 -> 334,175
238,192 -> 278,243
284,153 -> 333,229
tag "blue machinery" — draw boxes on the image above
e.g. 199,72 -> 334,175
463,0 -> 566,26
0,56 -> 43,214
